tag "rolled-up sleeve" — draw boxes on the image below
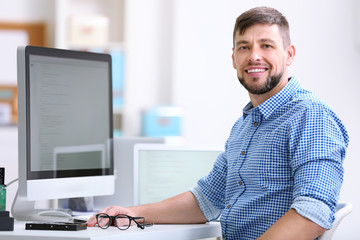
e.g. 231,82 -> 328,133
190,185 -> 221,221
291,196 -> 334,229
289,102 -> 349,229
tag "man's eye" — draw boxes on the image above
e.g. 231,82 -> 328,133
239,46 -> 248,50
263,44 -> 272,49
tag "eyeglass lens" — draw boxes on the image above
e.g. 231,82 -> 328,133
96,213 -> 111,229
115,215 -> 132,230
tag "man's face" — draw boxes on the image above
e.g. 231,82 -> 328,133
232,24 -> 294,95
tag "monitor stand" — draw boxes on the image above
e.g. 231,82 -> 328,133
11,190 -> 73,222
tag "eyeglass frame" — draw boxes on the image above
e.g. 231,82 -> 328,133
95,213 -> 153,230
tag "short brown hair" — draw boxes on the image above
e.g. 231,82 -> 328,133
233,7 -> 291,49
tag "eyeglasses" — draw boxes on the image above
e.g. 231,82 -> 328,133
95,213 -> 153,230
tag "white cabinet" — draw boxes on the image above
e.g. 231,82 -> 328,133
54,0 -> 125,50
54,0 -> 126,136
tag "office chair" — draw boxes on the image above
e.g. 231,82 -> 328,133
318,202 -> 353,240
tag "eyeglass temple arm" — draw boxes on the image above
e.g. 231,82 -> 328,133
131,217 -> 148,229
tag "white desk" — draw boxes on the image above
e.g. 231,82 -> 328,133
0,221 -> 222,240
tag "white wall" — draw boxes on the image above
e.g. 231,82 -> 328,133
123,0 -> 175,136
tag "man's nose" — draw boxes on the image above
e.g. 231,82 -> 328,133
247,48 -> 262,62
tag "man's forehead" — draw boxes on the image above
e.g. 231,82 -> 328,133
234,24 -> 282,44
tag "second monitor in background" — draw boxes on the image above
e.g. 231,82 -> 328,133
133,144 -> 223,205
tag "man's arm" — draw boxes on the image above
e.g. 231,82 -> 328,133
87,191 -> 207,226
258,209 -> 326,240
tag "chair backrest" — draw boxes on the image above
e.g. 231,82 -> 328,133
318,202 -> 353,240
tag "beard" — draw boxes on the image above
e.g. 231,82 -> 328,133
237,69 -> 284,95
238,72 -> 283,95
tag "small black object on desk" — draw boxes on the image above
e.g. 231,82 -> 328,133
0,211 -> 14,231
25,221 -> 87,231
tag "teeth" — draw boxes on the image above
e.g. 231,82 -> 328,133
247,68 -> 266,73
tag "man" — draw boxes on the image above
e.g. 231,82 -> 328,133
88,6 -> 349,240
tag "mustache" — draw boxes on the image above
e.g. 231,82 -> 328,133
244,62 -> 270,68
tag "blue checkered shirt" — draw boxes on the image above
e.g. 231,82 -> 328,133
190,77 -> 349,240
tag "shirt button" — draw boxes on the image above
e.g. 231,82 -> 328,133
238,181 -> 243,186
227,204 -> 231,209
241,150 -> 245,155
253,122 -> 258,127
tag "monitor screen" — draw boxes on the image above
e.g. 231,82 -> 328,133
13,46 -> 115,221
27,49 -> 112,178
133,144 -> 223,205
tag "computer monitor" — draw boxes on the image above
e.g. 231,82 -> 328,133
12,45 -> 115,221
133,144 -> 223,205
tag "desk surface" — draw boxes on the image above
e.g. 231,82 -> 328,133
0,221 -> 222,240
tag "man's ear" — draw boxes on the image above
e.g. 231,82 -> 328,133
232,48 -> 236,69
286,45 -> 295,66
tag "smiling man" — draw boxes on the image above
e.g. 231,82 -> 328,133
232,12 -> 294,107
88,7 -> 349,240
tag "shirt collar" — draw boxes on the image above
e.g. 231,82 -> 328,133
242,76 -> 301,119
